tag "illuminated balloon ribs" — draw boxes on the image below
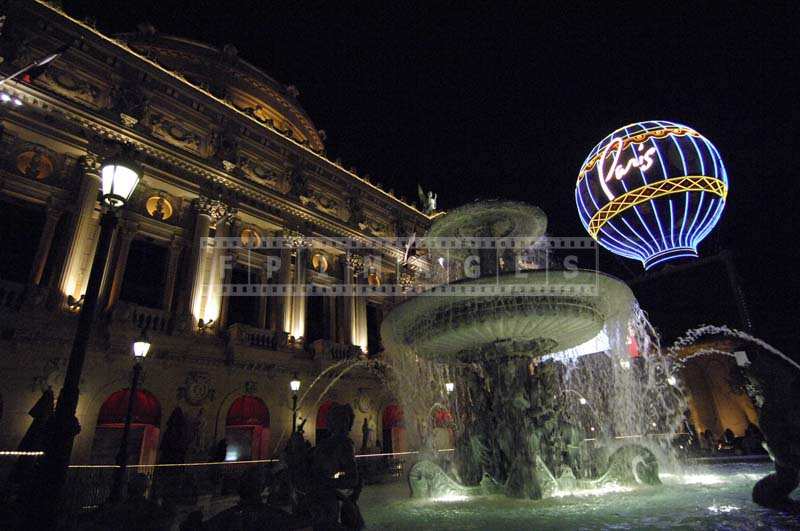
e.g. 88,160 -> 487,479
575,121 -> 728,270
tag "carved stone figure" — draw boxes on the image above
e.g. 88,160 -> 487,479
110,81 -> 149,124
735,350 -> 800,509
289,404 -> 363,529
211,125 -> 239,164
347,194 -> 366,228
417,184 -> 438,214
287,163 -> 308,198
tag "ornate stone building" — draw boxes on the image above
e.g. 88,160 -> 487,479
0,1 -> 430,465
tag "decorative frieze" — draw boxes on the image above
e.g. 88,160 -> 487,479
37,67 -> 105,110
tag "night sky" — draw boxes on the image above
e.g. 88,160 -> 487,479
64,1 -> 798,354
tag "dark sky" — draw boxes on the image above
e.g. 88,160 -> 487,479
65,1 -> 799,352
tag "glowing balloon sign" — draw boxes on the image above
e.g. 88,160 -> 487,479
575,121 -> 728,270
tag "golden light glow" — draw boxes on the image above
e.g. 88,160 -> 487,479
588,176 -> 727,238
240,228 -> 262,248
145,196 -> 173,220
311,252 -> 329,273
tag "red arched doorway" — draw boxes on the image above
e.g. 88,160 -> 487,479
316,400 -> 338,443
382,404 -> 406,454
225,396 -> 270,461
90,389 -> 161,465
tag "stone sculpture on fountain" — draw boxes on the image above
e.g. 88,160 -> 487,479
736,349 -> 800,509
670,326 -> 800,510
283,404 -> 364,529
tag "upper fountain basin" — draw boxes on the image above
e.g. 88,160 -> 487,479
381,270 -> 634,362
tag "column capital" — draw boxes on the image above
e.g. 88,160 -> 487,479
79,153 -> 102,180
192,196 -> 236,222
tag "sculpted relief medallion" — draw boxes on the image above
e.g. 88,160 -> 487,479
16,150 -> 55,180
39,69 -> 104,109
149,112 -> 203,154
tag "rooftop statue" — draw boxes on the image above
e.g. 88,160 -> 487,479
417,184 -> 437,214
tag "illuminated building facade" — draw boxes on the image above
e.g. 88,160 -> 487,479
0,1 -> 429,465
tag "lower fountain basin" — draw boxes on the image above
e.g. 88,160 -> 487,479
360,462 -> 786,531
381,270 -> 634,361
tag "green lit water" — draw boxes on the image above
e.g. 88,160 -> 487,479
360,462 -> 798,530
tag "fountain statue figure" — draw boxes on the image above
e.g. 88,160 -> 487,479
670,325 -> 800,509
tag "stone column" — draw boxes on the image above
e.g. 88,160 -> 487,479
289,245 -> 307,340
257,263 -> 270,329
338,256 -> 353,344
161,236 -> 184,312
215,218 -> 236,330
351,276 -> 368,352
272,246 -> 292,333
53,156 -> 101,307
103,221 -> 138,312
29,202 -> 64,285
178,198 -> 214,322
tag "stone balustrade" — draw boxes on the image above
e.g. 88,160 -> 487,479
308,338 -> 364,361
227,323 -> 288,350
113,301 -> 172,334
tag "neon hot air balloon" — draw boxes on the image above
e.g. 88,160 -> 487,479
575,121 -> 728,270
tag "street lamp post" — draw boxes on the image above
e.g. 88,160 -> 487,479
290,374 -> 301,433
26,149 -> 142,527
108,329 -> 151,503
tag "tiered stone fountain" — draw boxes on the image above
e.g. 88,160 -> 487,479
381,201 -> 667,499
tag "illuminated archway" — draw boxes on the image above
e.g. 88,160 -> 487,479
90,389 -> 161,465
382,404 -> 406,454
225,395 -> 270,461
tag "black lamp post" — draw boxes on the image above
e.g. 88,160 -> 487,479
26,149 -> 142,527
290,373 -> 301,433
108,329 -> 151,503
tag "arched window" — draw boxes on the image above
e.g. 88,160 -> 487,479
91,389 -> 161,466
225,396 -> 270,461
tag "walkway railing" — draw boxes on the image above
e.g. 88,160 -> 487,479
28,448 -> 456,512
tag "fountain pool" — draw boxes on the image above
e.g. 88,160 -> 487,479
360,462 -> 797,530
